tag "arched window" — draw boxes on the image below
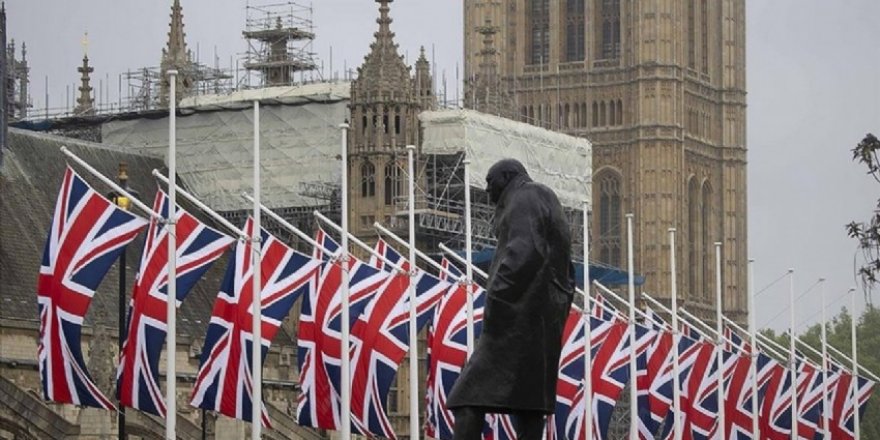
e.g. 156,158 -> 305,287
573,104 -> 580,129
592,102 -> 599,127
564,103 -> 570,128
361,161 -> 376,198
565,0 -> 586,61
595,170 -> 623,267
600,101 -> 607,126
521,106 -> 529,122
384,161 -> 402,206
394,106 -> 401,135
687,177 -> 701,299
617,99 -> 623,125
609,100 -> 616,126
688,0 -> 696,69
701,182 -> 713,301
599,0 -> 621,59
701,0 -> 709,74
528,0 -> 550,65
581,103 -> 588,127
362,115 -> 368,135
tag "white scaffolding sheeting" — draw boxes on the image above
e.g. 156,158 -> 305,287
419,109 -> 592,208
102,84 -> 348,211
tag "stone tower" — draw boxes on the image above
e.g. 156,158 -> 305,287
159,0 -> 193,107
463,0 -> 748,322
348,0 -> 434,239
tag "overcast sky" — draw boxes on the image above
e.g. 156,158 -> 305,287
7,0 -> 879,332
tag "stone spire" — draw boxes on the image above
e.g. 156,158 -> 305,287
74,33 -> 95,116
351,0 -> 413,105
348,0 -> 428,240
465,18 -> 512,117
160,0 -> 193,107
414,46 -> 434,111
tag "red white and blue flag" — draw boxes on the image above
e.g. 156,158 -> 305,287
190,217 -> 321,427
756,352 -> 794,440
657,327 -> 710,440
793,358 -> 825,439
296,229 -> 389,431
723,348 -> 756,440
679,339 -> 721,440
37,166 -> 148,409
565,315 -> 654,440
828,363 -> 875,440
636,310 -> 677,440
424,258 -> 487,440
117,190 -> 233,417
348,240 -> 450,439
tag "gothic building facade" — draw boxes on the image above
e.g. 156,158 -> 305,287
348,0 -> 434,239
463,0 -> 748,321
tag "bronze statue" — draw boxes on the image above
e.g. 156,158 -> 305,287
447,159 -> 575,440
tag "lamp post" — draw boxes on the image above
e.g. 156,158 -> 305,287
107,162 -> 138,440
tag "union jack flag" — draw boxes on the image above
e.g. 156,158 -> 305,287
565,315 -> 655,440
756,352 -> 794,440
828,363 -> 875,440
190,217 -> 321,427
424,258 -> 488,440
723,349 -> 757,440
37,166 -> 148,409
296,229 -> 389,431
347,240 -> 450,439
538,306 -> 589,440
117,190 -> 233,416
637,310 -> 677,440
793,357 -> 825,439
657,329 -> 711,440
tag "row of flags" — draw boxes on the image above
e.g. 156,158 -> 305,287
37,166 -> 875,439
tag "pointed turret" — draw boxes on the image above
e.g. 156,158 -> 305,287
348,0 -> 427,239
414,46 -> 434,111
74,37 -> 95,116
160,0 -> 193,107
465,18 -> 512,117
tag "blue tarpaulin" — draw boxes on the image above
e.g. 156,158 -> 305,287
454,247 -> 645,288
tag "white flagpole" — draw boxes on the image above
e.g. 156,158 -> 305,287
406,145 -> 419,440
165,70 -> 178,440
748,260 -> 759,440
583,200 -> 592,440
714,242 -> 724,440
340,122 -> 352,440
851,286 -> 860,440
251,100 -> 263,439
669,229 -> 682,440
625,213 -> 636,440
789,269 -> 798,440
819,278 -> 829,440
464,158 -> 474,358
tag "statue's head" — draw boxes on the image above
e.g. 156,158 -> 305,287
485,159 -> 529,205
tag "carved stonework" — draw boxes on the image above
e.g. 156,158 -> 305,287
159,0 -> 194,107
348,0 -> 434,239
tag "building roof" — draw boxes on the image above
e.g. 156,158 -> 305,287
0,128 -> 295,346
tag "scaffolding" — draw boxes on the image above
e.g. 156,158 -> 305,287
388,152 -> 585,261
243,1 -> 318,88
